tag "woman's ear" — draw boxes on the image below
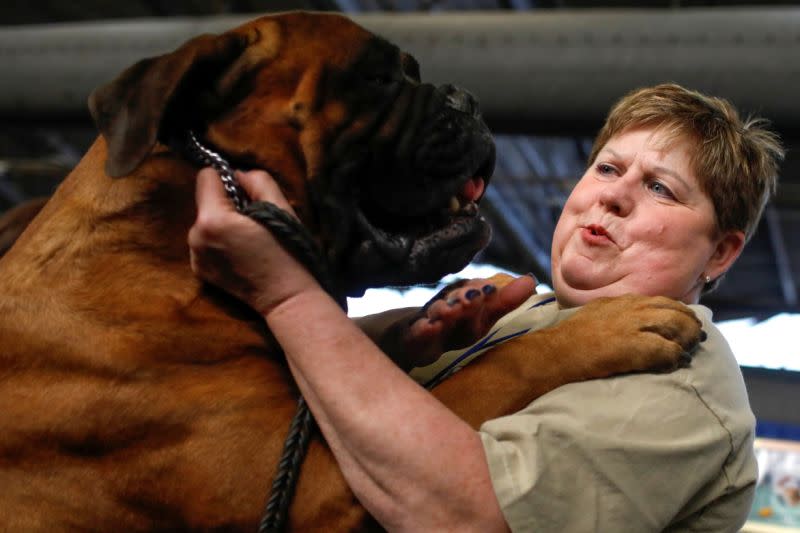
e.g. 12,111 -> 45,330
705,230 -> 745,281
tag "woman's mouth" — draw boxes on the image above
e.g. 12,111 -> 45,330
581,224 -> 615,245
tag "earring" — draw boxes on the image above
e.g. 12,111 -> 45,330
704,275 -> 712,284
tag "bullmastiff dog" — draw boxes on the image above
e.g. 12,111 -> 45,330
0,12 -> 701,531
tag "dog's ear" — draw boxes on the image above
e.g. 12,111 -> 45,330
88,32 -> 250,177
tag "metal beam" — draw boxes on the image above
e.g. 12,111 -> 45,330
482,183 -> 551,281
764,206 -> 798,307
2,8 -> 800,133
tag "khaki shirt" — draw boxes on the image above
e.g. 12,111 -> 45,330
412,292 -> 757,532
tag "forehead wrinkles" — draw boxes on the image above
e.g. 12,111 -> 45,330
639,124 -> 704,182
605,127 -> 695,175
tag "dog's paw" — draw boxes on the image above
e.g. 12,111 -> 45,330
556,294 -> 704,376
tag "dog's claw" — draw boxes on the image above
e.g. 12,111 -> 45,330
699,330 -> 708,342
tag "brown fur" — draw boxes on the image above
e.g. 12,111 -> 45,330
0,13 -> 700,531
0,197 -> 48,257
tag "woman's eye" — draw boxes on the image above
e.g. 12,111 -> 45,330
648,180 -> 675,199
596,163 -> 616,176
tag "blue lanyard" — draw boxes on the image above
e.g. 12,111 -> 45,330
423,296 -> 556,389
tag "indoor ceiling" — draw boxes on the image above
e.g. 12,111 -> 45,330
1,0 -> 798,321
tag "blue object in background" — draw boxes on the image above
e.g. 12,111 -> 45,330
757,420 -> 800,442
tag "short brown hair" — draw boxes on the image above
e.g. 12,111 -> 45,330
589,83 -> 784,245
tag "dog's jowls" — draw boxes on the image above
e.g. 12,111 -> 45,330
0,12 -> 701,531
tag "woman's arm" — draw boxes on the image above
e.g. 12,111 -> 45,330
188,168 -> 511,531
267,289 -> 509,532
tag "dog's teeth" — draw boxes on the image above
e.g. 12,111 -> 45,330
449,196 -> 460,213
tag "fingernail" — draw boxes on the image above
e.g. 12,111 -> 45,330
699,330 -> 707,342
466,289 -> 481,300
482,284 -> 496,295
527,272 -> 538,283
447,297 -> 460,307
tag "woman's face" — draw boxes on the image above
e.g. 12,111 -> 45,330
551,126 -> 743,308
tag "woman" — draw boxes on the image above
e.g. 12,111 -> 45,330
188,84 -> 783,531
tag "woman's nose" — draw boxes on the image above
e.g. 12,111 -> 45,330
598,174 -> 635,216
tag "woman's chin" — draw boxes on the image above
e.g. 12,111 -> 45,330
559,263 -> 615,292
554,267 -> 629,308
557,283 -> 622,309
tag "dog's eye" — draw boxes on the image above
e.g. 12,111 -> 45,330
365,72 -> 397,86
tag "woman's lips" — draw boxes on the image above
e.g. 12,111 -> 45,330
581,224 -> 615,246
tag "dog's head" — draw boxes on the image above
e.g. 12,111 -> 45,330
89,12 -> 495,296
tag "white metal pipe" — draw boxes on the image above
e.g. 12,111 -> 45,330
1,8 -> 799,133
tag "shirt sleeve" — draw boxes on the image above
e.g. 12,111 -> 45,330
478,369 -> 734,532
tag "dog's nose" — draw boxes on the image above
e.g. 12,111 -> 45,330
438,84 -> 481,118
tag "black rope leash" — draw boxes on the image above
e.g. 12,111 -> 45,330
258,396 -> 315,533
186,131 -> 345,532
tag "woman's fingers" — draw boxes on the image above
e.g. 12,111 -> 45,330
235,170 -> 298,217
195,167 -> 237,216
488,276 -> 536,322
195,167 -> 297,218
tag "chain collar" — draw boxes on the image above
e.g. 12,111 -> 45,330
185,130 -> 249,212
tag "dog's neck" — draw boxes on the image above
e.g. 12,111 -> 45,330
4,138 -> 197,288
0,135 -> 276,359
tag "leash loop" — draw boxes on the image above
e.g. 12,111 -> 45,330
185,131 -> 344,532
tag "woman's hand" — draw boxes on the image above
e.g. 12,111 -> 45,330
378,274 -> 537,369
188,168 -> 320,315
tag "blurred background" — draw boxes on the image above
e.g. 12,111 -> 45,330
1,2 -> 799,526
